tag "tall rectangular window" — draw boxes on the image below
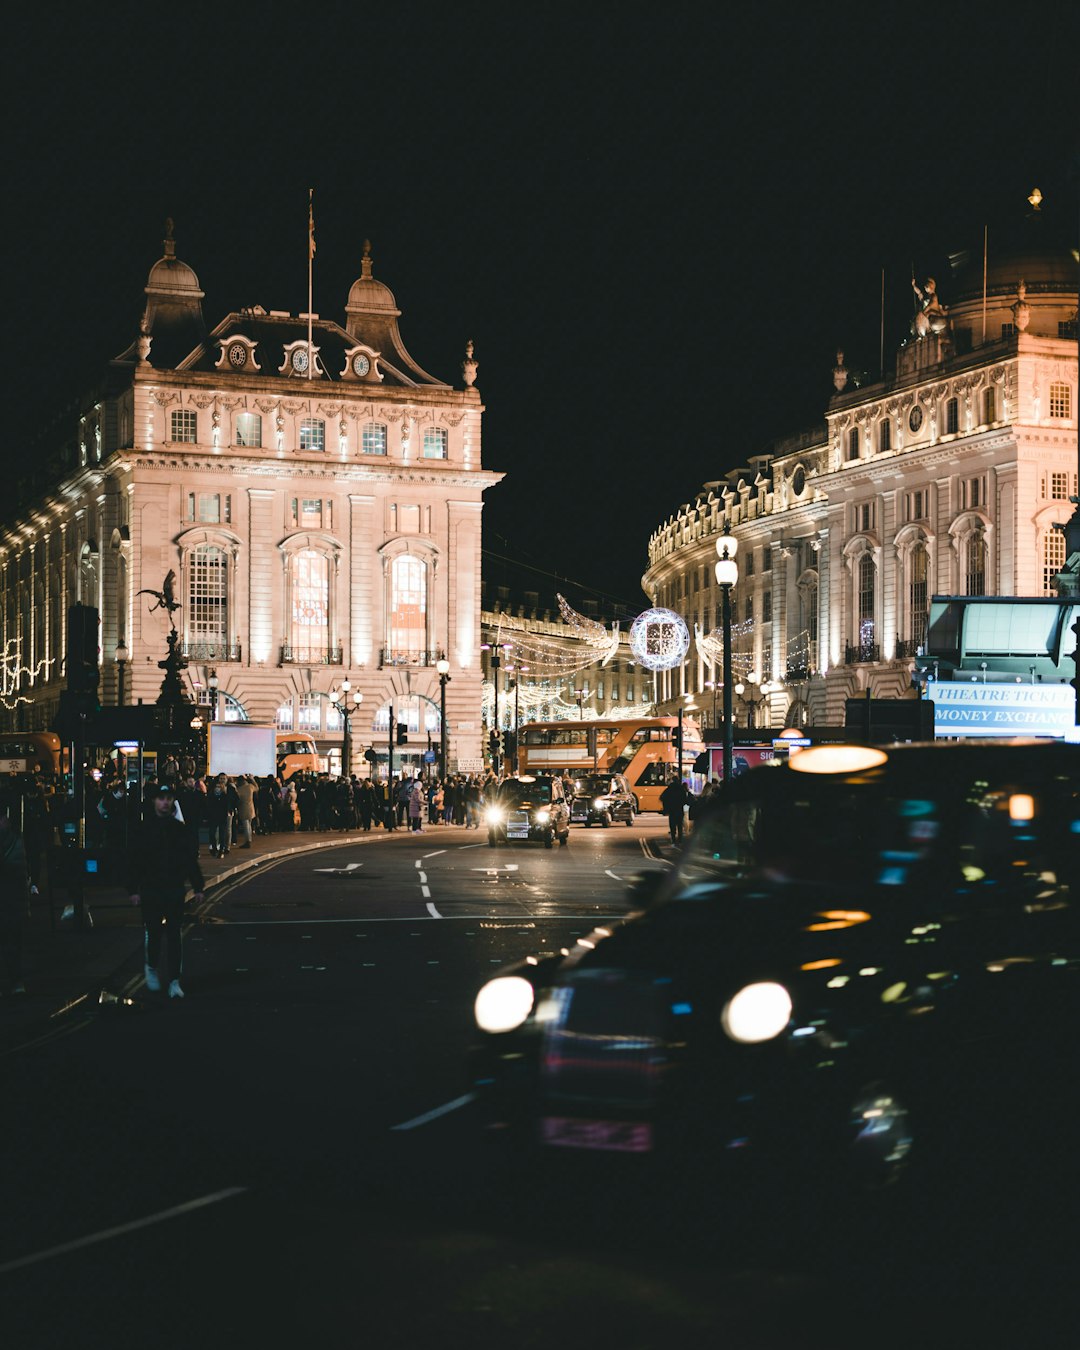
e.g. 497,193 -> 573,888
1043,530 -> 1065,594
983,387 -> 996,424
1049,383 -> 1071,418
300,499 -> 323,529
857,554 -> 876,655
423,427 -> 448,459
171,410 -> 197,443
848,427 -> 860,460
965,534 -> 986,596
909,545 -> 928,647
879,419 -> 891,453
762,590 -> 772,622
236,412 -> 262,447
1050,472 -> 1069,500
945,399 -> 959,435
390,554 -> 428,659
189,545 -> 228,643
275,701 -> 294,731
300,418 -> 325,452
298,693 -> 321,731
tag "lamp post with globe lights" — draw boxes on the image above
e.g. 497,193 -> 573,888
328,679 -> 363,778
715,533 -> 739,783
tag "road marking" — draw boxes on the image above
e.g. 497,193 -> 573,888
418,872 -> 428,884
313,863 -> 363,875
421,885 -> 431,898
414,859 -> 423,869
193,913 -> 623,926
423,850 -> 445,858
471,865 -> 520,875
605,869 -> 623,882
390,1093 -> 476,1132
0,1187 -> 248,1275
426,902 -> 442,918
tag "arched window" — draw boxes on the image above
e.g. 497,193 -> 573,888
388,554 -> 428,664
879,418 -> 891,454
1043,529 -> 1065,596
187,544 -> 229,656
964,532 -> 986,596
290,549 -> 331,661
909,541 -> 929,647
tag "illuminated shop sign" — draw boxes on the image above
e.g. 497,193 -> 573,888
931,682 -> 1075,739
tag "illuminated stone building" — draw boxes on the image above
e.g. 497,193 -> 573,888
643,202 -> 1078,729
1,224 -> 501,774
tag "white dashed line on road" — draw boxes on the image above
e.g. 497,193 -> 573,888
426,902 -> 442,918
391,1093 -> 476,1132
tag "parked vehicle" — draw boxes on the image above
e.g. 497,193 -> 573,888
568,772 -> 636,827
471,741 -> 1080,1191
486,774 -> 570,849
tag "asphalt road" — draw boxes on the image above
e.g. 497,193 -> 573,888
3,819 -> 1076,1349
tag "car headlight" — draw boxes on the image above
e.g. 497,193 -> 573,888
474,975 -> 535,1033
534,809 -> 551,823
485,806 -> 503,824
721,981 -> 792,1044
593,798 -> 610,810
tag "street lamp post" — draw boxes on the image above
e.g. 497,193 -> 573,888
208,668 -> 220,722
715,533 -> 739,784
115,639 -> 129,707
436,658 -> 451,779
483,642 -> 512,770
328,681 -> 363,779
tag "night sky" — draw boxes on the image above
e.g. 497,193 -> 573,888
9,6 -> 1078,615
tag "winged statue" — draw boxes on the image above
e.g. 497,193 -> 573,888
137,569 -> 181,626
556,593 -> 620,667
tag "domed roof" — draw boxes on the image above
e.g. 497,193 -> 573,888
949,195 -> 1078,302
144,219 -> 204,301
345,239 -> 400,317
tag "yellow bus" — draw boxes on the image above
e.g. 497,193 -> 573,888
517,718 -> 693,812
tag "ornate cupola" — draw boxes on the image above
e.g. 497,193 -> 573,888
343,240 -> 448,387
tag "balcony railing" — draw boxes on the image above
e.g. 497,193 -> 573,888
894,638 -> 922,659
181,640 -> 241,662
845,642 -> 880,665
380,648 -> 435,668
784,661 -> 812,682
280,644 -> 343,665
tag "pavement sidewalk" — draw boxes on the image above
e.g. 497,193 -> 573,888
0,822 -> 426,1051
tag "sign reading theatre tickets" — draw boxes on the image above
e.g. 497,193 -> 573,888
931,682 -> 1076,739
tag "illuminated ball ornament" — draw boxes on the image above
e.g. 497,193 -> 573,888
629,607 -> 690,672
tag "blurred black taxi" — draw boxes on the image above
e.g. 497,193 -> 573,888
486,774 -> 571,849
568,771 -> 636,827
471,741 -> 1080,1188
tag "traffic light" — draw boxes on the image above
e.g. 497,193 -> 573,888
504,730 -> 517,763
672,723 -> 683,756
396,721 -> 408,745
489,729 -> 500,762
66,604 -> 100,695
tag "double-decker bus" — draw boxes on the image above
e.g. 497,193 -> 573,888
0,732 -> 65,785
517,717 -> 697,812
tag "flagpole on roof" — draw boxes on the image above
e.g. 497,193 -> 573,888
306,187 -> 314,378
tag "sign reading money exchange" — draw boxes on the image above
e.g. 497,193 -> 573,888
931,681 -> 1075,739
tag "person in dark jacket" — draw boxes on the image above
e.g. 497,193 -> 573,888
660,777 -> 692,844
128,782 -> 205,999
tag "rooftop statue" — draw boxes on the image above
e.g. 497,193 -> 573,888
911,275 -> 949,338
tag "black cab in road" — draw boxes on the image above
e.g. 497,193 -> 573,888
486,774 -> 571,849
568,771 -> 636,827
471,740 -> 1080,1190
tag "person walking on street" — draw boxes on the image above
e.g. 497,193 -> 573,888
408,780 -> 425,832
660,776 -> 692,845
205,773 -> 239,856
0,794 -> 30,996
127,782 -> 205,1000
234,773 -> 257,848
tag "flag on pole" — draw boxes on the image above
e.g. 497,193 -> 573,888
308,189 -> 316,259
